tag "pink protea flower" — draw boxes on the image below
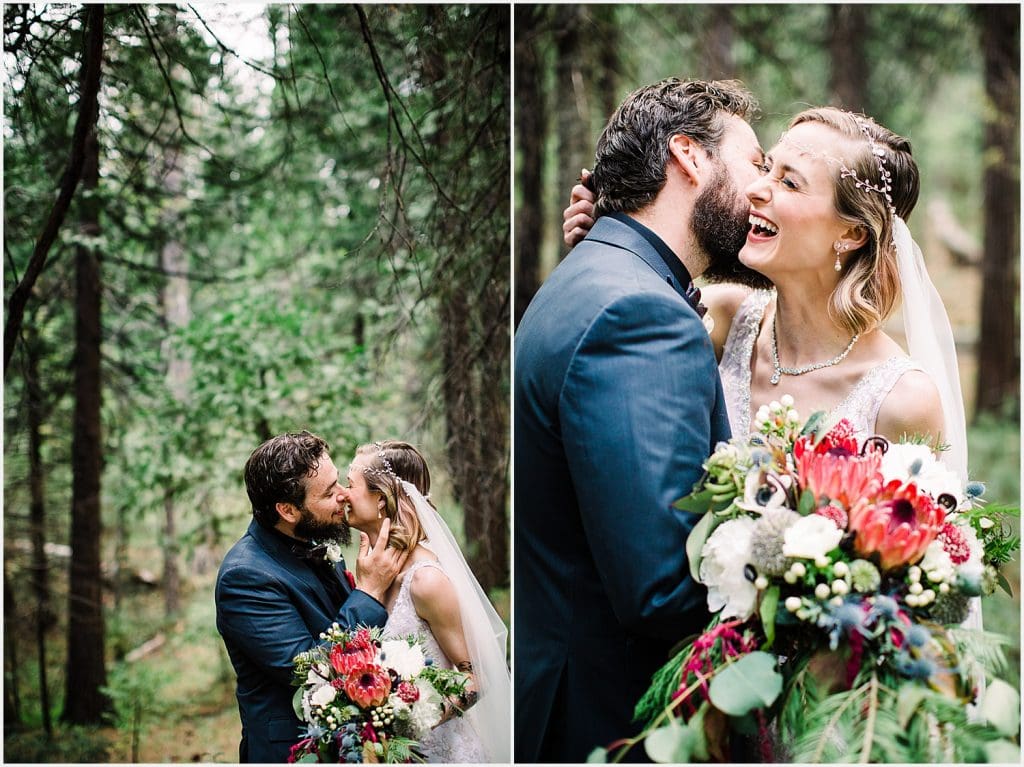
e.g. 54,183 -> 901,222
331,630 -> 377,675
794,436 -> 883,509
345,663 -> 392,708
937,523 -> 971,565
848,480 -> 946,570
815,504 -> 849,530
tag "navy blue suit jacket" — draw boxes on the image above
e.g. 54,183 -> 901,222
513,216 -> 731,762
215,520 -> 387,763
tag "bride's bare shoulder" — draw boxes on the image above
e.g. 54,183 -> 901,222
701,283 -> 757,359
875,367 -> 945,445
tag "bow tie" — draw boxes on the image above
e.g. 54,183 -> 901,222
292,543 -> 331,563
685,283 -> 708,318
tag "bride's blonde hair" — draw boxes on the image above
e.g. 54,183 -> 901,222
355,440 -> 431,552
789,107 -> 919,336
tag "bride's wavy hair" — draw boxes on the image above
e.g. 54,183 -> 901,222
355,440 -> 431,552
790,108 -> 920,336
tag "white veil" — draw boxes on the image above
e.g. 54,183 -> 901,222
892,216 -> 968,484
893,217 -> 982,639
400,480 -> 511,762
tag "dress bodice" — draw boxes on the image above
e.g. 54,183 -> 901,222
384,560 -> 486,763
719,289 -> 920,440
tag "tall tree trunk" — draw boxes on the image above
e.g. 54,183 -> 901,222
63,70 -> 109,725
554,5 -> 589,261
828,5 -> 869,111
705,5 -> 736,77
591,5 -> 620,122
26,328 -> 54,733
514,5 -> 546,326
159,142 -> 188,618
4,568 -> 22,729
975,5 -> 1020,418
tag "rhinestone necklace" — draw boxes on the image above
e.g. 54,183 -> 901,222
769,312 -> 859,385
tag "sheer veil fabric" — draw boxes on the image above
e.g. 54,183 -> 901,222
893,216 -> 968,484
400,481 -> 511,762
893,218 -> 982,637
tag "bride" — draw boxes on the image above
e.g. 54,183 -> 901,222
340,440 -> 511,763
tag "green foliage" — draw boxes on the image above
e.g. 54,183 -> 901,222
707,651 -> 783,716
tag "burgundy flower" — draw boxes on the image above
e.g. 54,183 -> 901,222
815,504 -> 849,530
396,681 -> 420,703
937,523 -> 971,565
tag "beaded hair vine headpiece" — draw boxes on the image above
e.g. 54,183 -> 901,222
360,441 -> 398,481
778,111 -> 899,225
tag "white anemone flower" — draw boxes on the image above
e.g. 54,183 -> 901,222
700,517 -> 757,620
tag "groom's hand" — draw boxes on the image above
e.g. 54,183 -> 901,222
355,517 -> 407,603
563,168 -> 596,248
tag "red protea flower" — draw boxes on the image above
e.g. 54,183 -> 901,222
331,631 -> 377,675
344,663 -> 392,708
396,681 -> 420,703
848,480 -> 946,570
795,438 -> 883,509
938,523 -> 971,565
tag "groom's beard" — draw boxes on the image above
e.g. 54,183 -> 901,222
294,506 -> 352,545
693,165 -> 773,290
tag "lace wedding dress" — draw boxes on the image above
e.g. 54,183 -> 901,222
720,290 -> 919,440
384,560 -> 486,764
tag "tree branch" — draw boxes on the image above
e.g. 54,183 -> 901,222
4,4 -> 104,374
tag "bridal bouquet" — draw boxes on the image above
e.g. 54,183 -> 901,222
289,625 -> 470,763
603,398 -> 1020,764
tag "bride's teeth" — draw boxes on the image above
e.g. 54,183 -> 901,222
748,213 -> 778,235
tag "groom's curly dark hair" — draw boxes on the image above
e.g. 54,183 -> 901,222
591,78 -> 758,217
244,430 -> 330,528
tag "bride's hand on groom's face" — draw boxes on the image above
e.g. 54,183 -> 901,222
563,168 -> 596,249
355,517 -> 408,603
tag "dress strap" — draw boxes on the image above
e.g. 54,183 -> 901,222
720,289 -> 774,438
830,355 -> 920,437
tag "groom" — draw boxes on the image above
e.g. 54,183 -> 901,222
514,79 -> 767,762
216,431 -> 407,763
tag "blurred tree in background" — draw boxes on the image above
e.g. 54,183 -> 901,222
514,3 -> 1019,424
4,3 -> 508,758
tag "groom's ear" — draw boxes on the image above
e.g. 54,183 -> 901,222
666,134 -> 706,187
275,501 -> 300,524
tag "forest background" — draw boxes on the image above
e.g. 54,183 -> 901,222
4,3 -> 509,761
515,0 -> 1020,703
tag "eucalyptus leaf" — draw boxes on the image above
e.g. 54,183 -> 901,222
686,510 -> 721,583
983,739 -> 1021,764
585,747 -> 607,763
708,651 -> 783,716
979,678 -> 1020,737
896,683 -> 927,729
644,722 -> 695,763
759,585 -> 779,648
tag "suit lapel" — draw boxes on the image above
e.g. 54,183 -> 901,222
584,216 -> 688,299
247,521 -> 339,617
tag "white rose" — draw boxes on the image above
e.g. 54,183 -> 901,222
311,683 -> 337,708
920,539 -> 956,583
700,517 -> 757,620
408,679 -> 443,735
380,639 -> 426,679
783,515 -> 843,560
881,444 -> 962,503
